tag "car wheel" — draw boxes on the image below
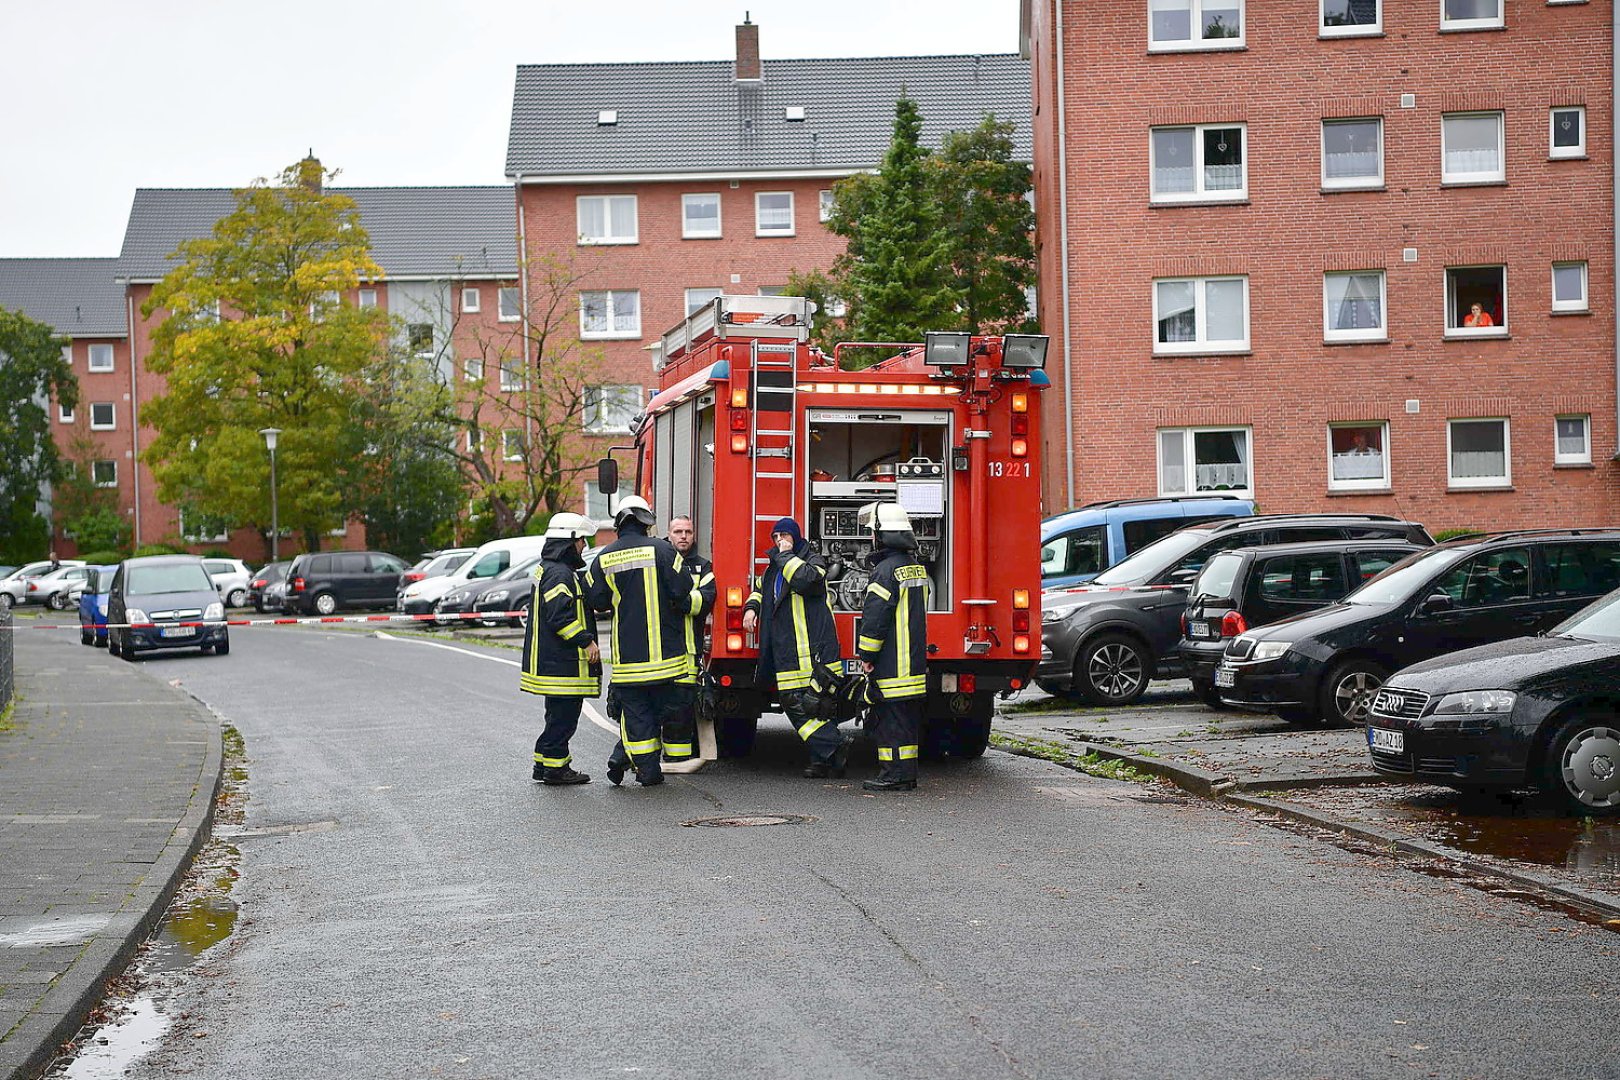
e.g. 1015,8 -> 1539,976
47,592 -> 68,611
715,715 -> 758,759
200,644 -> 214,655
1076,633 -> 1150,706
512,599 -> 530,629
1320,658 -> 1388,728
228,588 -> 247,608
1545,717 -> 1620,817
0,593 -> 12,611
121,636 -> 138,662
1190,679 -> 1228,710
215,637 -> 230,656
313,592 -> 338,616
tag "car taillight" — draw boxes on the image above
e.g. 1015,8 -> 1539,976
27,582 -> 37,592
1181,612 -> 1189,635
404,571 -> 425,583
251,579 -> 266,589
1222,611 -> 1248,637
291,576 -> 305,592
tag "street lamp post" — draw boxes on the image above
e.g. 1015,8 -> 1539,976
259,428 -> 281,561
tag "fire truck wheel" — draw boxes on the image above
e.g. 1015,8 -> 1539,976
1077,633 -> 1150,706
952,715 -> 993,759
716,715 -> 758,759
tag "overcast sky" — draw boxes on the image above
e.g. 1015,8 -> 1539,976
0,1 -> 1022,258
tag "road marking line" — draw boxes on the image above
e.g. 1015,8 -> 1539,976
374,631 -> 615,734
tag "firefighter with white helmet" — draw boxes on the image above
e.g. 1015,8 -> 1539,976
855,501 -> 930,792
584,495 -> 692,786
519,511 -> 600,786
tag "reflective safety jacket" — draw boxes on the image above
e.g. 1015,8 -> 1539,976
520,539 -> 601,698
745,542 -> 842,692
674,550 -> 716,686
857,546 -> 929,700
583,524 -> 690,685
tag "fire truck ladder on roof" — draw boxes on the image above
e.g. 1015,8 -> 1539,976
749,336 -> 800,571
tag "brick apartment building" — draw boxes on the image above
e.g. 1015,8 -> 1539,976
503,19 -> 1029,517
1024,0 -> 1618,530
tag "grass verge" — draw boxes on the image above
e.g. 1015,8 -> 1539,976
0,697 -> 14,734
991,731 -> 1153,784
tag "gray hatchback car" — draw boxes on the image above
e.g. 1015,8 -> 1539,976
108,555 -> 230,660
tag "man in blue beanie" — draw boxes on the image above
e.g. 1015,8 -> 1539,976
743,517 -> 853,777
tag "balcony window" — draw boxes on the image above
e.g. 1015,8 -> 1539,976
1446,266 -> 1506,336
755,192 -> 795,236
1442,113 -> 1504,183
1550,107 -> 1586,159
1448,419 -> 1510,488
1328,422 -> 1390,490
682,193 -> 722,238
577,195 -> 638,245
1323,271 -> 1386,341
1159,426 -> 1252,497
1555,415 -> 1591,465
1149,0 -> 1244,50
1322,118 -> 1382,188
579,290 -> 641,339
1151,125 -> 1246,202
583,385 -> 644,434
1153,276 -> 1249,353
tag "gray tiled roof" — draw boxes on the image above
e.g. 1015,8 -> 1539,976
506,54 -> 1030,178
0,258 -> 126,338
118,186 -> 518,282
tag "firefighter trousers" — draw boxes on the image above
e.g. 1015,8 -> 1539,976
535,696 -> 583,771
871,697 -> 923,783
607,682 -> 667,780
662,683 -> 697,761
780,689 -> 845,765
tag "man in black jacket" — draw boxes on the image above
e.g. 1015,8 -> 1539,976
519,512 -> 599,786
856,502 -> 930,792
743,517 -> 853,778
665,515 -> 715,767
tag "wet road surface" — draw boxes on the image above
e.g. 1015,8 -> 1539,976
97,628 -> 1620,1078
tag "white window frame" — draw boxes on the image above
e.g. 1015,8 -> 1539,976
1320,0 -> 1381,35
58,402 -> 74,424
583,479 -> 623,523
1550,106 -> 1586,159
1445,265 -> 1509,337
1149,124 -> 1247,203
502,429 -> 524,462
358,288 -> 377,309
1157,426 -> 1254,499
499,357 -> 526,392
819,189 -> 835,222
498,286 -> 520,322
1447,417 -> 1512,489
178,509 -> 229,544
86,344 -> 114,372
579,290 -> 642,340
685,287 -> 723,316
583,384 -> 644,435
464,354 -> 484,383
1326,421 -> 1392,491
755,191 -> 795,237
1321,117 -> 1384,190
1554,414 -> 1592,465
407,323 -> 436,357
467,427 -> 482,454
92,459 -> 118,488
1552,261 -> 1589,313
1441,112 -> 1505,183
1152,275 -> 1250,354
461,287 -> 481,313
1148,0 -> 1246,51
576,194 -> 638,245
1440,0 -> 1503,31
681,193 -> 722,239
89,402 -> 115,431
1323,270 -> 1387,342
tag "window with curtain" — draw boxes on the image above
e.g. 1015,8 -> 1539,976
579,290 -> 641,338
1442,113 -> 1504,182
1448,419 -> 1510,487
1555,415 -> 1590,464
1154,276 -> 1248,353
1159,427 -> 1252,496
1324,271 -> 1385,340
577,195 -> 638,244
1150,0 -> 1244,48
1151,125 -> 1246,201
1328,422 -> 1390,489
1322,118 -> 1382,187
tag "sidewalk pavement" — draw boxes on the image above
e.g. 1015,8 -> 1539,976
0,627 -> 222,1080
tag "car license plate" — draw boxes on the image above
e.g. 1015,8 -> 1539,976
1214,666 -> 1235,688
1188,620 -> 1209,639
1369,727 -> 1404,753
160,625 -> 196,639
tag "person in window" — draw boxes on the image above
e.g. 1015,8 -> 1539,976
1463,302 -> 1495,328
1347,432 -> 1375,455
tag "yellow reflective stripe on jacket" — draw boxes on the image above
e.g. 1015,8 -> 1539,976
520,673 -> 599,696
610,655 -> 689,684
875,674 -> 926,697
796,716 -> 828,740
866,582 -> 893,602
641,565 -> 658,673
895,582 -> 914,683
556,618 -> 587,641
791,593 -> 810,669
857,634 -> 884,653
543,582 -> 572,603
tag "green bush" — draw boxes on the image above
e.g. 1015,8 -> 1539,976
76,549 -> 126,565
202,547 -> 235,559
132,542 -> 187,558
1433,527 -> 1479,542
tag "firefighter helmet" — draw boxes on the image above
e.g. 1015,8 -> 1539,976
614,495 -> 656,529
857,501 -> 913,535
544,512 -> 595,540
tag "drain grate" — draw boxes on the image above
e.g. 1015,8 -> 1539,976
682,814 -> 816,828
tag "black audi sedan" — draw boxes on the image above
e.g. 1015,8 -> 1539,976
1216,529 -> 1620,726
1365,587 -> 1620,816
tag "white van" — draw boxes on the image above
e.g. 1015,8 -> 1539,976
397,536 -> 552,622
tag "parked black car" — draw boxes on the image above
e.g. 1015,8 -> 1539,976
436,556 -> 542,628
470,555 -> 545,627
248,561 -> 290,612
1037,514 -> 1433,705
283,551 -> 409,615
1179,539 -> 1424,704
107,555 -> 229,660
1217,529 -> 1620,726
1365,586 -> 1620,816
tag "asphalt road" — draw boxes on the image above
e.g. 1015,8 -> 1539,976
114,626 -> 1617,1080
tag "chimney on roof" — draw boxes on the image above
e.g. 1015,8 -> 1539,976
735,15 -> 761,82
297,149 -> 323,194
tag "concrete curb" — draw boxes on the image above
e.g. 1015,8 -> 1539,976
5,698 -> 223,1080
1007,739 -> 1620,922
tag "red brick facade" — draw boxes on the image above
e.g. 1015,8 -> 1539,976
1029,0 -> 1617,531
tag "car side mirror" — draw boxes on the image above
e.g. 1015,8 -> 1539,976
1419,592 -> 1453,615
1167,568 -> 1199,587
597,457 -> 619,496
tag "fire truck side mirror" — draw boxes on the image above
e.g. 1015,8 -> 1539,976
596,457 -> 619,496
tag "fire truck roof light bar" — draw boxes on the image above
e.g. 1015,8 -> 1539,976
1001,334 -> 1050,371
923,332 -> 972,368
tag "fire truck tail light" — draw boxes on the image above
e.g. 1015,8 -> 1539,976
729,410 -> 749,432
1011,438 -> 1028,457
1013,635 -> 1031,654
726,608 -> 743,632
727,586 -> 743,607
1012,610 -> 1030,633
726,633 -> 744,652
958,674 -> 976,694
1011,391 -> 1029,413
720,673 -> 734,686
730,387 -> 748,408
730,434 -> 749,454
1011,414 -> 1030,437
1013,589 -> 1030,610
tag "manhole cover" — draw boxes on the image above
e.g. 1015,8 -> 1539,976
682,814 -> 816,828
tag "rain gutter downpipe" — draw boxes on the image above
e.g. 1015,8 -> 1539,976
1056,0 -> 1075,508
1612,4 -> 1619,462
126,290 -> 142,545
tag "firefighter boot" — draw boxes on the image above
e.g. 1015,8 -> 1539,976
606,754 -> 627,786
541,765 -> 592,786
862,776 -> 917,792
803,735 -> 853,779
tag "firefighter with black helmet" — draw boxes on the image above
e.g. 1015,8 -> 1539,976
584,495 -> 691,787
742,517 -> 853,778
520,512 -> 599,786
856,502 -> 929,792
665,516 -> 715,767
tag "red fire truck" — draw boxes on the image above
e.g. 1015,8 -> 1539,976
602,295 -> 1049,759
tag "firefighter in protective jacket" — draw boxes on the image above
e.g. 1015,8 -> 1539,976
742,517 -> 853,778
584,496 -> 690,786
520,512 -> 600,786
666,516 -> 715,763
856,502 -> 930,792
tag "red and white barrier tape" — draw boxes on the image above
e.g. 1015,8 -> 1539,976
0,610 -> 529,631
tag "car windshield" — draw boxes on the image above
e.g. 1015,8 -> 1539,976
258,562 -> 289,583
92,568 -> 116,592
426,552 -> 472,575
126,563 -> 214,595
1191,552 -> 1243,601
1341,547 -> 1464,605
1550,589 -> 1620,642
1091,529 -> 1211,586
